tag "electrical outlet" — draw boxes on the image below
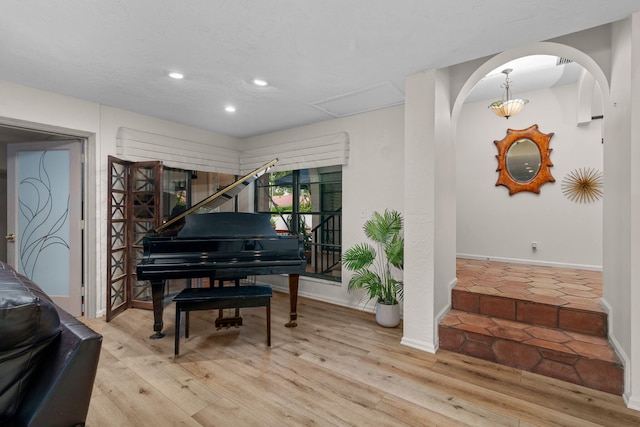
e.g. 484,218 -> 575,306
532,241 -> 537,250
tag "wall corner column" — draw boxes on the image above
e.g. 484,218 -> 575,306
401,69 -> 455,353
625,10 -> 640,411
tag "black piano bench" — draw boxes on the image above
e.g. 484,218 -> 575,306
173,285 -> 272,356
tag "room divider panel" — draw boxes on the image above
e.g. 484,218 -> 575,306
106,156 -> 162,321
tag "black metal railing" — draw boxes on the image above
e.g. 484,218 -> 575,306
307,210 -> 341,280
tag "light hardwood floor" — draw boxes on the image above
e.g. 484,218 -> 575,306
83,291 -> 640,426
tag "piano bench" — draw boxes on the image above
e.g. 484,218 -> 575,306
173,285 -> 272,356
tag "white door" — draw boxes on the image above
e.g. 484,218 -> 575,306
6,140 -> 83,316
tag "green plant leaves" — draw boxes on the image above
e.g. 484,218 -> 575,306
342,209 -> 404,306
342,243 -> 375,270
385,233 -> 404,270
363,209 -> 403,245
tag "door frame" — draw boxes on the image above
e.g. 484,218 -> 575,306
7,140 -> 84,315
1,118 -> 97,318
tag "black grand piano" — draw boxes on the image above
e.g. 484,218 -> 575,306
136,159 -> 307,338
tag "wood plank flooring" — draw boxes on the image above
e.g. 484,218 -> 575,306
82,290 -> 640,426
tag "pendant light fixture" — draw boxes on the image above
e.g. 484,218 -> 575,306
488,68 -> 528,119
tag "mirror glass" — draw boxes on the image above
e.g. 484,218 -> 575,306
494,124 -> 555,195
506,138 -> 541,183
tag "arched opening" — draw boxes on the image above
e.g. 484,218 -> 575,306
456,53 -> 604,268
440,44 -> 622,394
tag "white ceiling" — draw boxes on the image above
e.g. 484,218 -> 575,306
1,1 -> 639,139
465,55 -> 585,104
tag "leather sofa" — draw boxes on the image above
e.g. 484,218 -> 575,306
0,262 -> 102,427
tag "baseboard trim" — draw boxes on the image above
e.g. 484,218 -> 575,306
456,253 -> 602,271
401,336 -> 437,353
601,297 -> 634,407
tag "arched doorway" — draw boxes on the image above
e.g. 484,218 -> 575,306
440,43 -> 625,395
456,53 -> 604,268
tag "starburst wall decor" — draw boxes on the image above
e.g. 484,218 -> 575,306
561,167 -> 603,203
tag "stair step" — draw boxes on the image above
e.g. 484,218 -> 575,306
439,309 -> 623,395
452,287 -> 607,337
445,259 -> 621,395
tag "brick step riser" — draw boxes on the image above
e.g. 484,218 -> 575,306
452,289 -> 607,337
439,324 -> 623,395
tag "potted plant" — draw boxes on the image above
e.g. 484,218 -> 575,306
342,209 -> 404,327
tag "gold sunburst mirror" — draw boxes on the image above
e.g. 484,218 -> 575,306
494,124 -> 555,195
561,167 -> 603,203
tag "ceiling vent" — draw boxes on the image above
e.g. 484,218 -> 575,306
311,81 -> 405,118
556,57 -> 573,66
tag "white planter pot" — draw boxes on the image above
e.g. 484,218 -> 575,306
375,301 -> 400,328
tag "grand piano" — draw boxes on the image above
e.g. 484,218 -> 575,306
136,159 -> 307,338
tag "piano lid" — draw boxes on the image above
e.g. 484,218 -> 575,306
177,212 -> 276,238
154,158 -> 278,234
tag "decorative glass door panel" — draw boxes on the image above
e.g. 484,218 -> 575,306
18,150 -> 70,289
7,141 -> 83,316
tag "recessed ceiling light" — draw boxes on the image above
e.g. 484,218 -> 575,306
168,72 -> 184,79
225,105 -> 236,113
252,78 -> 268,87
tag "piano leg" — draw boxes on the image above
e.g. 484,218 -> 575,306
150,280 -> 166,339
285,274 -> 299,328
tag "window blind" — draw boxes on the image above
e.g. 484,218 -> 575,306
240,132 -> 349,174
116,127 -> 240,174
117,128 -> 349,174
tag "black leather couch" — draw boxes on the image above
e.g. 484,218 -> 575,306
0,262 -> 102,427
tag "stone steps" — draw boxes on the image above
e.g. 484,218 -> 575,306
451,287 -> 608,337
439,259 -> 623,395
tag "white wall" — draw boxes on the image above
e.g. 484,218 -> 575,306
0,80 -> 242,317
628,13 -> 640,410
457,83 -> 603,269
402,69 -> 457,353
242,105 -> 405,308
606,14 -> 640,409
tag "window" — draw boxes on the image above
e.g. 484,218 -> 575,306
255,166 -> 342,281
162,168 -> 191,221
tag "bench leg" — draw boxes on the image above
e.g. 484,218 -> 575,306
267,303 -> 271,347
175,304 -> 181,356
185,311 -> 190,339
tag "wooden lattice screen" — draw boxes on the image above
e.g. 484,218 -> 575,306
106,156 -> 162,321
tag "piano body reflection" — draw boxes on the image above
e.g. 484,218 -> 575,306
136,159 -> 306,338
